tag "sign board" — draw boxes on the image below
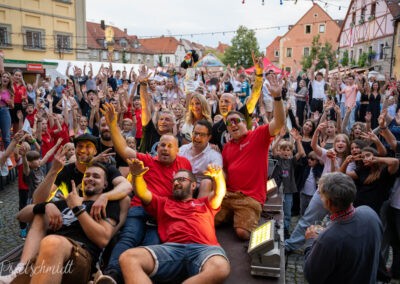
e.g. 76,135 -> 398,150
26,63 -> 43,72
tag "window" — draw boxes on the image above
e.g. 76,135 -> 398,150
305,25 -> 311,34
0,25 -> 11,47
55,33 -> 72,52
303,47 -> 310,57
352,12 -> 356,25
379,43 -> 384,60
120,39 -> 127,48
319,24 -> 325,33
274,50 -> 279,57
165,56 -> 170,63
125,53 -> 131,60
360,6 -> 366,22
24,28 -> 45,50
90,50 -> 97,58
371,2 -> 376,18
114,51 -> 119,60
350,50 -> 354,60
359,48 -> 363,59
102,51 -> 108,60
286,48 -> 292,58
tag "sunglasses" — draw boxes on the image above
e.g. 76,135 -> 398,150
173,177 -> 193,183
308,157 -> 316,161
225,117 -> 244,127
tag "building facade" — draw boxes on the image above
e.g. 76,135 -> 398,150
265,36 -> 281,66
0,0 -> 86,61
139,36 -> 186,67
277,3 -> 341,73
338,0 -> 400,75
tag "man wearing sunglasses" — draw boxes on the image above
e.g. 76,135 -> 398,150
120,159 -> 230,284
216,74 -> 285,240
210,55 -> 264,151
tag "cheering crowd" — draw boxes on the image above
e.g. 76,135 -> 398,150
0,48 -> 399,284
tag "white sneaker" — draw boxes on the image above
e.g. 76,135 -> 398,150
0,263 -> 25,284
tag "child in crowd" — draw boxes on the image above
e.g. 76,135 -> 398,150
297,151 -> 323,215
272,129 -> 306,238
63,142 -> 76,165
21,138 -> 62,203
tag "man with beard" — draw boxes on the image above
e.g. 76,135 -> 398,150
3,163 -> 120,284
210,55 -> 263,151
96,103 -> 192,284
94,116 -> 130,175
119,160 -> 230,284
32,133 -> 131,219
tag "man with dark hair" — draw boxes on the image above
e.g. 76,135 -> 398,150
304,172 -> 383,284
216,74 -> 285,240
120,160 -> 230,284
1,163 -> 120,284
98,104 -> 192,284
179,119 -> 222,197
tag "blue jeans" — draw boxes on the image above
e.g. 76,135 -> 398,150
145,243 -> 228,282
284,191 -> 328,251
283,193 -> 293,231
0,107 -> 11,148
106,206 -> 160,276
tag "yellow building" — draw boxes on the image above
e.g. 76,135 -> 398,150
0,0 -> 87,78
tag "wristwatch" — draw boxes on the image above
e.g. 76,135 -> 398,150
72,205 -> 85,215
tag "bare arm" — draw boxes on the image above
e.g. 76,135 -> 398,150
266,74 -> 285,136
311,123 -> 325,157
100,103 -> 136,161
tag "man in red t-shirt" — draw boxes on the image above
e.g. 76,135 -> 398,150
217,74 -> 285,240
119,159 -> 230,284
98,103 -> 193,284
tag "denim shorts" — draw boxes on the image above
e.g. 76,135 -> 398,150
144,243 -> 228,282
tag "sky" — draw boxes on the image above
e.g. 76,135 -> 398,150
86,0 -> 348,50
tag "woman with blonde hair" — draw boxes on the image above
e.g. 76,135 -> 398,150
181,93 -> 212,144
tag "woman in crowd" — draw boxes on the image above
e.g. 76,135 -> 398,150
0,67 -> 14,148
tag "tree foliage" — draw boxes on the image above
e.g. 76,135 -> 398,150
223,26 -> 260,68
341,50 -> 349,67
301,35 -> 337,71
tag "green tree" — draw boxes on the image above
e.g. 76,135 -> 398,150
341,50 -> 349,67
157,55 -> 164,67
223,26 -> 260,68
301,35 -> 337,71
358,52 -> 368,67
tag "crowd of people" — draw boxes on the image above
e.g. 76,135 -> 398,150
0,47 -> 399,283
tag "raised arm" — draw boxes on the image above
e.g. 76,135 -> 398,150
127,158 -> 152,205
100,103 -> 136,161
266,74 -> 285,136
311,122 -> 326,157
246,53 -> 263,114
204,164 -> 226,210
378,109 -> 397,152
291,129 -> 306,160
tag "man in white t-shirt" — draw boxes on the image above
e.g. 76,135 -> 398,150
310,59 -> 329,115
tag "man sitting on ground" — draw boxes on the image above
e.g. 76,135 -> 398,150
119,160 -> 230,284
1,163 -> 120,284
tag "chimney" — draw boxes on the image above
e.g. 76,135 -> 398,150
124,28 -> 127,34
100,20 -> 105,30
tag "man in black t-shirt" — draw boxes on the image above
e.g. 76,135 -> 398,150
33,134 -> 131,219
4,163 -> 120,284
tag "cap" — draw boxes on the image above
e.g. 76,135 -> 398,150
73,134 -> 98,149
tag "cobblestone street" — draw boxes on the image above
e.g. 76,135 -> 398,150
0,179 -> 307,283
0,180 -> 23,256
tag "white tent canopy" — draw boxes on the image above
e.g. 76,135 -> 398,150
43,59 -> 142,79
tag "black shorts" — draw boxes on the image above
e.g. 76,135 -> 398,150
310,99 -> 323,113
9,103 -> 23,124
